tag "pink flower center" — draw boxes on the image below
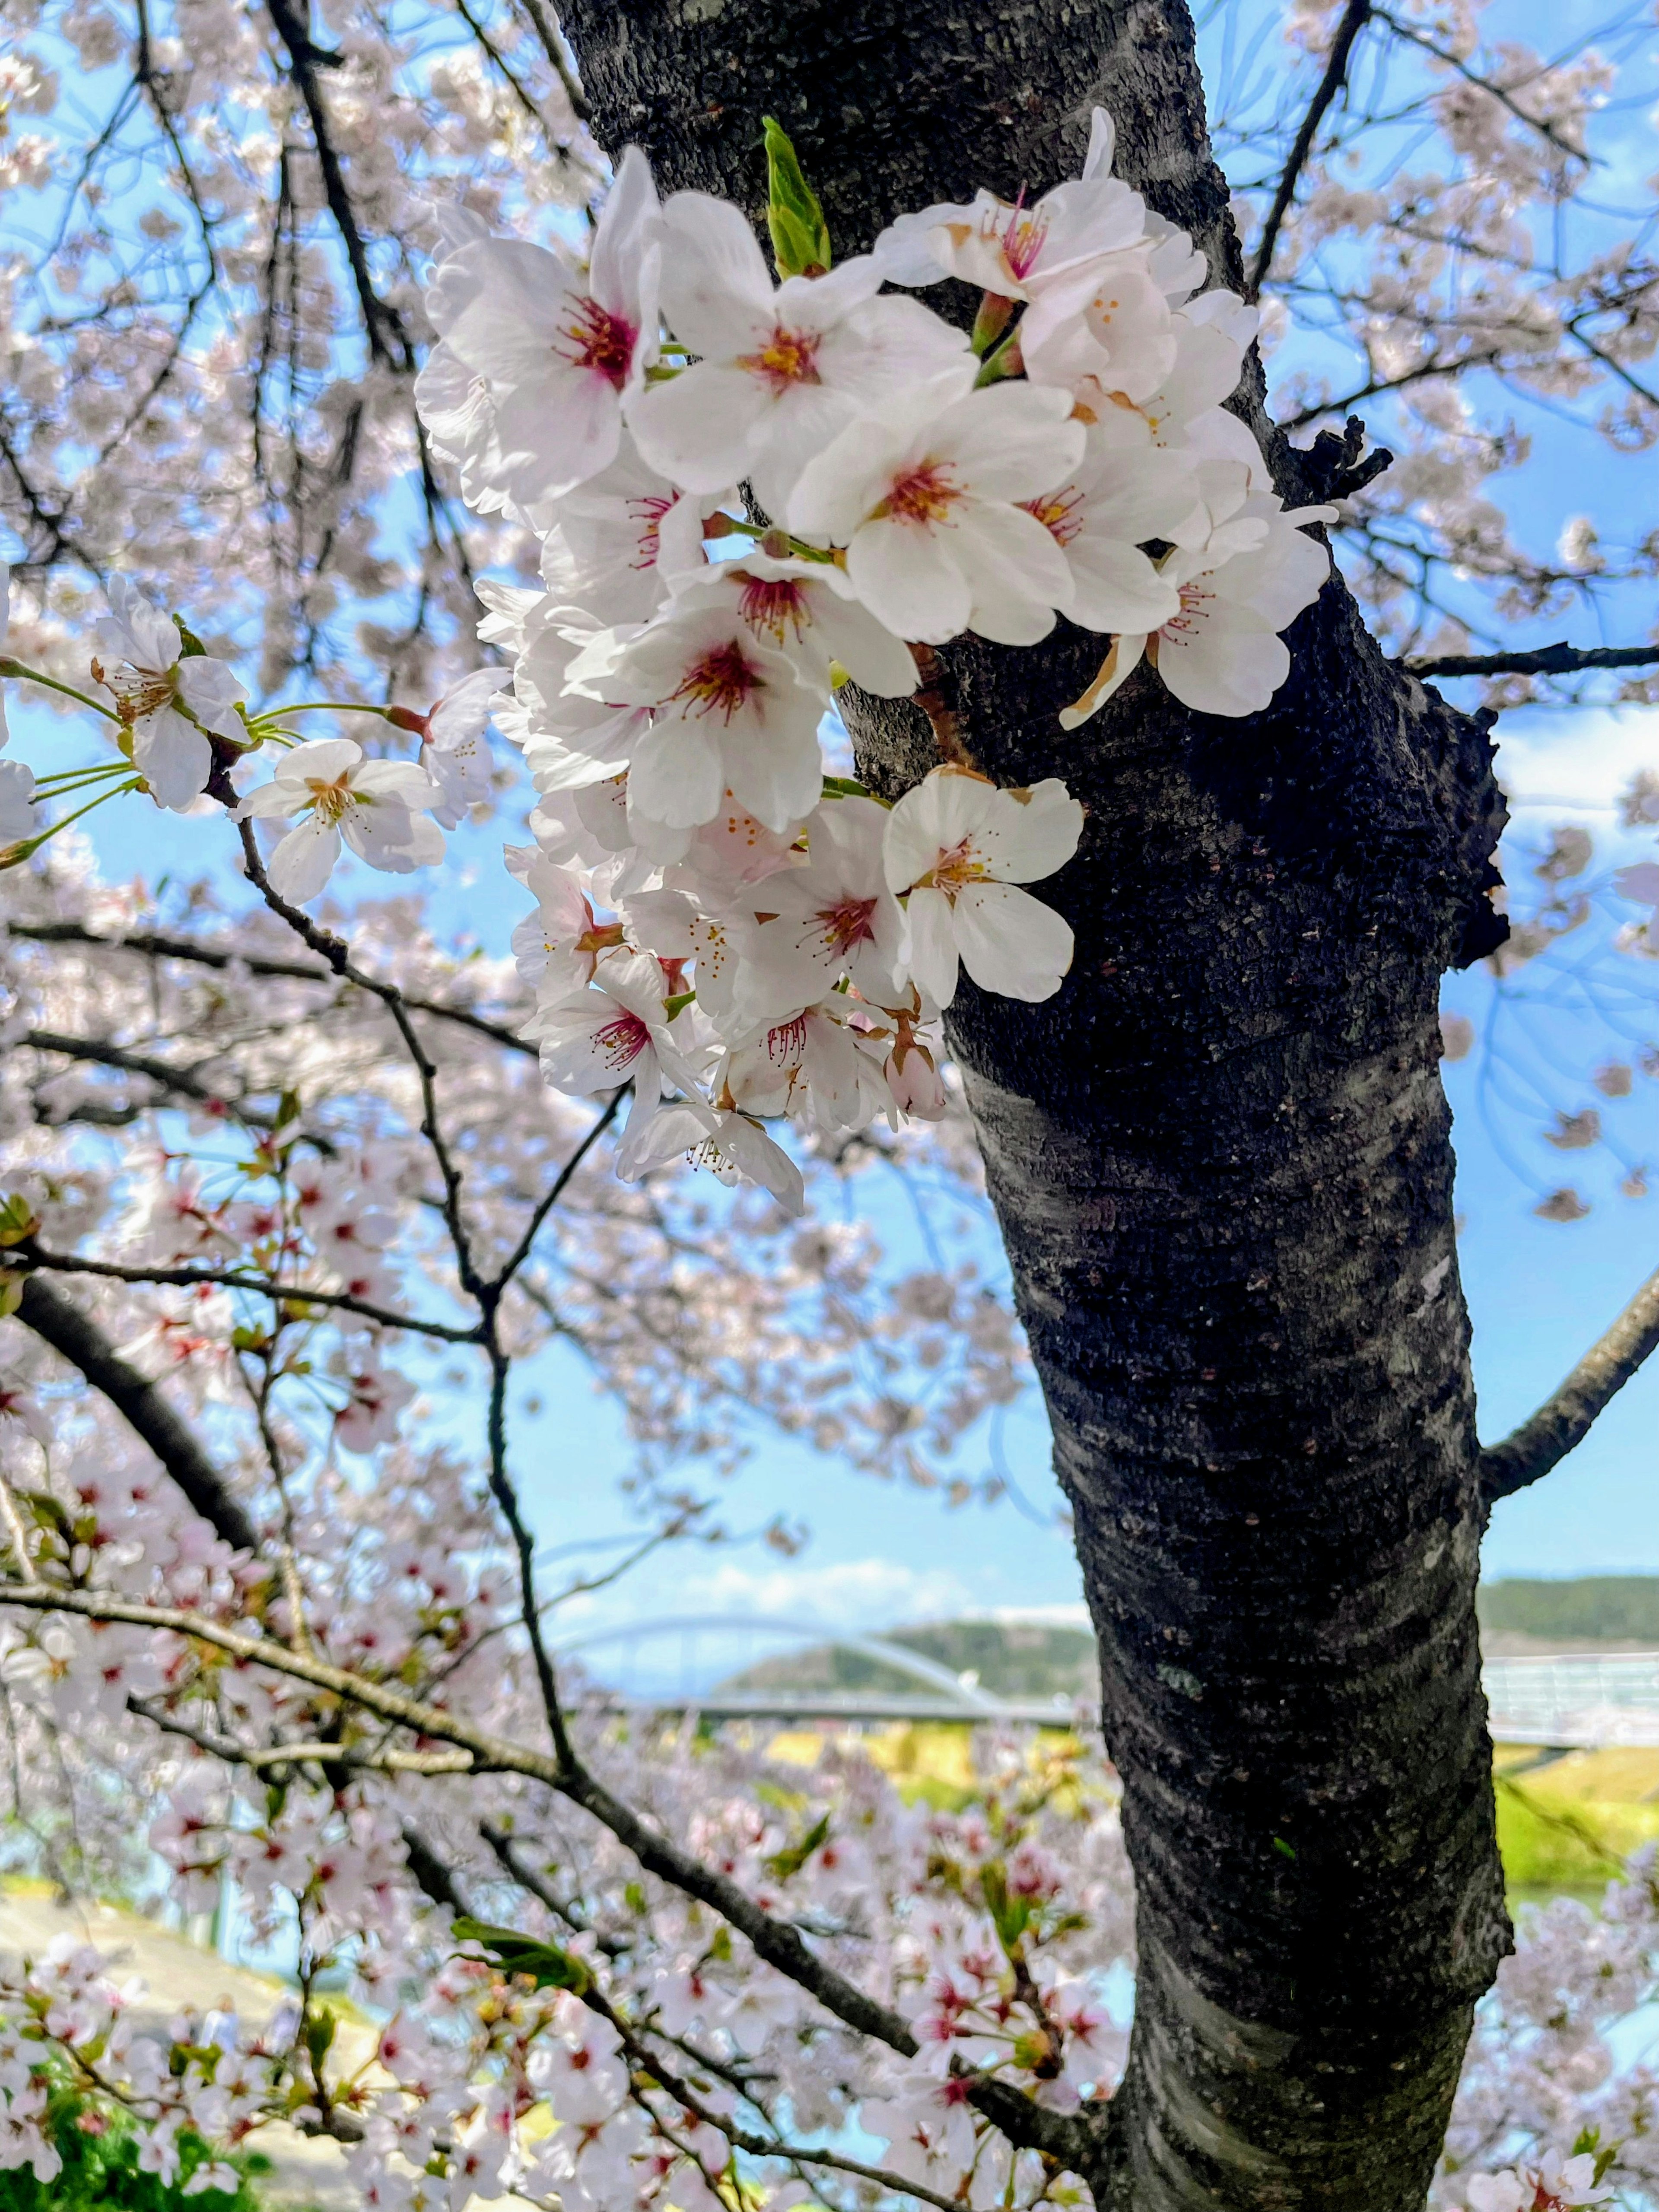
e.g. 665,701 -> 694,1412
816,894 -> 878,953
556,297 -> 637,389
1161,578 -> 1217,641
1023,483 -> 1084,546
987,191 -> 1049,282
876,461 -> 962,529
922,835 -> 989,897
738,575 -> 809,646
671,639 -> 766,723
765,1014 -> 808,1067
594,1009 -> 650,1070
737,324 -> 821,392
628,492 -> 675,571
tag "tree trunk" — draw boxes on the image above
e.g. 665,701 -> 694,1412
556,2 -> 1514,2199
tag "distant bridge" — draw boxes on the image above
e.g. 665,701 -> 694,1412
554,1619 -> 1659,1749
1484,1653 -> 1659,1749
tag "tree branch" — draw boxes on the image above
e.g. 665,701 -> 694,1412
13,1276 -> 260,1553
1480,1263 -> 1659,1505
17,1245 -> 480,1345
1247,0 -> 1373,299
261,0 -> 414,371
6,920 -> 539,1057
1406,641 -> 1659,680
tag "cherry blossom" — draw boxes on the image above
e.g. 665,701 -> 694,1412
92,579 -> 247,811
1060,488 -> 1336,724
528,947 -> 710,1158
585,601 -> 826,833
234,739 -> 447,901
536,435 -> 721,623
884,767 -> 1084,1007
1023,439 -> 1198,634
788,381 -> 1087,646
624,1096 -> 807,1212
423,148 -> 661,509
0,759 -> 35,842
735,794 -> 907,1013
391,668 -> 515,829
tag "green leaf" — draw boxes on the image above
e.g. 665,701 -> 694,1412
1271,1835 -> 1297,1860
763,1809 -> 830,1880
174,617 -> 208,658
0,1192 -> 41,1247
453,1916 -> 592,1993
762,116 -> 832,279
0,1270 -> 21,1319
979,1859 -> 1032,1951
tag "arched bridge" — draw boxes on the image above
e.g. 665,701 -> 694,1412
553,1617 -> 1659,1748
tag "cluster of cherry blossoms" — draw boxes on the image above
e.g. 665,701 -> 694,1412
409,112 -> 1332,1207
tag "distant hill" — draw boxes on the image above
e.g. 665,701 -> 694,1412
716,1619 -> 1098,1701
719,1586 -> 1659,1703
1477,1577 -> 1659,1649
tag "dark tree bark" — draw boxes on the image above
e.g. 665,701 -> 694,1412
556,3 -> 1513,2201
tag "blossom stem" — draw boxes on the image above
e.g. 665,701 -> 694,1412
971,291 -> 1016,356
0,779 -> 143,868
245,701 -> 396,727
0,660 -> 121,722
30,761 -> 134,795
973,327 -> 1025,387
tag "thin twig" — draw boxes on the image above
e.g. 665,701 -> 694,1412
1481,1263 -> 1659,1504
18,1245 -> 480,1345
1248,0 -> 1373,299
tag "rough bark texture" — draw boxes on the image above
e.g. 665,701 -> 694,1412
555,3 -> 1513,2202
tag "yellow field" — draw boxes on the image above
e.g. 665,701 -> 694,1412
767,1726 -> 1659,1897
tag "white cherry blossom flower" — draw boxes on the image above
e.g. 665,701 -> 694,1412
92,578 -> 247,810
1461,2152 -> 1611,2212
528,949 -> 709,1160
388,667 -> 512,827
423,147 -> 661,508
736,793 -> 906,1013
1081,297 -> 1261,477
505,846 -> 624,1001
592,600 -> 826,833
680,556 -> 919,701
1019,246 -> 1178,407
1059,489 -> 1335,725
788,380 -> 1086,646
720,1000 -> 891,1135
872,106 -> 1147,302
863,2073 -> 978,2192
0,756 -> 35,839
234,737 -> 446,902
623,1096 -> 805,1214
535,432 -> 723,623
884,766 -> 1083,1007
509,604 -> 652,795
627,193 -> 974,517
1023,439 -> 1199,632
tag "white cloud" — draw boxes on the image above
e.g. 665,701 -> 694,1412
554,1553 -> 973,1640
1494,705 -> 1659,818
